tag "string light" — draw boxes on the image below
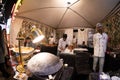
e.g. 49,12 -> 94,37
0,3 -> 5,24
11,0 -> 23,22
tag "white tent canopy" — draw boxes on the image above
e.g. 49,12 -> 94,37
17,0 -> 119,29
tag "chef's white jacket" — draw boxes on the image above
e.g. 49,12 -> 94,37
58,38 -> 68,52
49,37 -> 55,45
93,32 -> 108,57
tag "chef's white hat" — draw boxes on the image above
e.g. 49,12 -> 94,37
96,23 -> 103,27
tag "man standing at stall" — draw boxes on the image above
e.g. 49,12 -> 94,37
93,23 -> 108,73
24,37 -> 35,48
58,34 -> 68,55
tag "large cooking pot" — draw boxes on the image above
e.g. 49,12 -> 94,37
27,52 -> 63,77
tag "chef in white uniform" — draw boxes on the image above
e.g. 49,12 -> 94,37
58,34 -> 68,54
48,35 -> 55,45
72,35 -> 77,48
93,23 -> 108,73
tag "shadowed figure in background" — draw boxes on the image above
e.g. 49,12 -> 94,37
2,29 -> 11,67
0,26 -> 10,78
24,37 -> 35,48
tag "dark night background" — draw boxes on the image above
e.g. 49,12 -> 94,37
1,0 -> 17,23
